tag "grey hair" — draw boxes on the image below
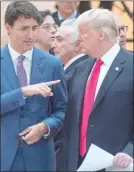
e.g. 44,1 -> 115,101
61,19 -> 79,43
76,8 -> 120,42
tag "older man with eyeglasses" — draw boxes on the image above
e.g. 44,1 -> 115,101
114,14 -> 129,49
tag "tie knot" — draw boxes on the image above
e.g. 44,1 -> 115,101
18,55 -> 26,63
96,59 -> 103,66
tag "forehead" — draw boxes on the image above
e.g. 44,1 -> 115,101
13,16 -> 38,26
57,1 -> 77,6
78,22 -> 91,31
55,27 -> 73,38
43,15 -> 55,24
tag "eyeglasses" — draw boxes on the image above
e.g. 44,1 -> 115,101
41,24 -> 59,31
118,25 -> 128,33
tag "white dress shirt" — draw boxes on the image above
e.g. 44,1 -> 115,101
64,53 -> 85,71
8,43 -> 33,85
89,43 -> 120,100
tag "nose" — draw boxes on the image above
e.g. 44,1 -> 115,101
119,29 -> 126,38
27,29 -> 34,39
51,26 -> 56,34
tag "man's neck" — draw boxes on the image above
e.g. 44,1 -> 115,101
58,11 -> 76,19
9,42 -> 26,54
35,43 -> 50,52
63,52 -> 80,65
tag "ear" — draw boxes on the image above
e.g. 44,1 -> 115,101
98,30 -> 105,41
5,23 -> 11,35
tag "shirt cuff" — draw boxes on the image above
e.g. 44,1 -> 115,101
43,122 -> 50,139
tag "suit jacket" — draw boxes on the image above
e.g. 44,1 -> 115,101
1,45 -> 67,171
57,48 -> 133,171
52,11 -> 79,26
55,54 -> 89,151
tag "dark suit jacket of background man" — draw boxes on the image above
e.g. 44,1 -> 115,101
52,11 -> 79,26
55,54 -> 89,154
56,48 -> 133,171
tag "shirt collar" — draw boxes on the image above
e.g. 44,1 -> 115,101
8,42 -> 33,61
64,53 -> 85,70
58,10 -> 77,21
101,43 -> 120,66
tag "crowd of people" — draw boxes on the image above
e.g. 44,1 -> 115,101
1,1 -> 133,171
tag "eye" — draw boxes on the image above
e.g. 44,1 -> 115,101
33,27 -> 38,31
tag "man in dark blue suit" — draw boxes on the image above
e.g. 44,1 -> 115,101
1,1 -> 67,171
57,9 -> 133,171
52,1 -> 80,26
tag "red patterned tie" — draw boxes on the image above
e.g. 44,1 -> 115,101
79,59 -> 103,157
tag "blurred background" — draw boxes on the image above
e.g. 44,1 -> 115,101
1,1 -> 133,51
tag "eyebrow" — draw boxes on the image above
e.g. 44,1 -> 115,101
42,22 -> 56,25
20,25 -> 38,28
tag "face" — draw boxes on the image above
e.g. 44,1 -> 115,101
52,27 -> 75,64
37,15 -> 58,49
78,23 -> 99,56
5,17 -> 39,53
56,1 -> 79,15
118,24 -> 128,48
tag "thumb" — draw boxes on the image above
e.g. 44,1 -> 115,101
19,127 -> 31,136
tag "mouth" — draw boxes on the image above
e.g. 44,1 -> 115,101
51,36 -> 55,40
120,40 -> 126,45
24,41 -> 34,44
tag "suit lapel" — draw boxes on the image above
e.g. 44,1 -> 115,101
1,45 -> 20,89
92,49 -> 126,111
53,12 -> 60,26
30,47 -> 45,85
65,55 -> 89,74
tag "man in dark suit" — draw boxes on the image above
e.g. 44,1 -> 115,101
52,19 -> 89,166
57,8 -> 133,171
52,1 -> 80,26
52,19 -> 89,86
1,1 -> 67,171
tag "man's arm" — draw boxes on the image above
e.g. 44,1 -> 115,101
1,81 -> 60,115
43,58 -> 68,139
1,88 -> 25,114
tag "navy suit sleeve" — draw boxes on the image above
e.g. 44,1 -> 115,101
1,88 -> 25,114
43,58 -> 68,139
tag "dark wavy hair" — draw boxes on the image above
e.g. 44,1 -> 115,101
5,1 -> 43,26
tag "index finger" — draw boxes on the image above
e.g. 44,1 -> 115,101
45,80 -> 61,86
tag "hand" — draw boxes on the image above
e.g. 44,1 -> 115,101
113,153 -> 133,168
19,122 -> 48,145
22,80 -> 60,97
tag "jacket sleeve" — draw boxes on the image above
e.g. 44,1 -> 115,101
43,57 -> 68,139
1,88 -> 25,115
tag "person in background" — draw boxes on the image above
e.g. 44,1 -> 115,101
1,1 -> 67,171
52,19 -> 88,81
52,1 -> 80,26
57,8 -> 133,171
52,19 -> 88,169
35,10 -> 58,53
